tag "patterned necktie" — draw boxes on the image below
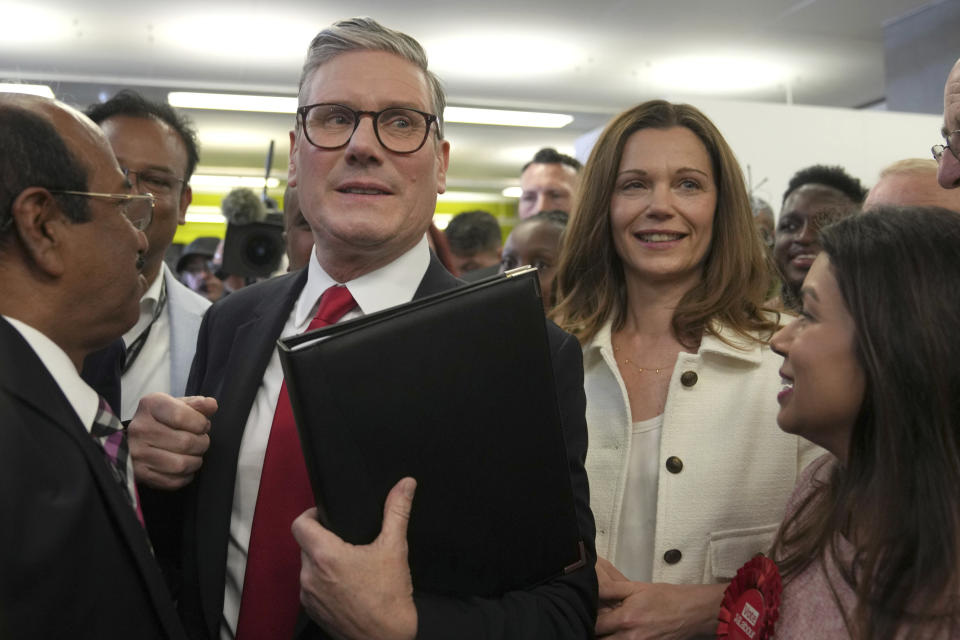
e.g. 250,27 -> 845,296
236,285 -> 357,640
90,396 -> 144,526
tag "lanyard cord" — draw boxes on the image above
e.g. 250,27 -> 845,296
122,277 -> 168,375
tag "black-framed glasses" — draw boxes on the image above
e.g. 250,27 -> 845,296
932,130 -> 960,163
49,191 -> 156,231
297,103 -> 438,154
124,168 -> 184,197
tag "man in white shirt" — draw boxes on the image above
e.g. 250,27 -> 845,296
85,91 -> 210,421
0,93 -> 186,638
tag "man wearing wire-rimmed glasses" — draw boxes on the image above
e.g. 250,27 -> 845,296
84,91 -> 212,423
934,57 -> 960,190
0,93 -> 187,638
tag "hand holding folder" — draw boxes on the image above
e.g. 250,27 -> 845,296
292,478 -> 419,640
278,268 -> 586,599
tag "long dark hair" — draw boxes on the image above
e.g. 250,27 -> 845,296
551,100 -> 776,347
772,206 -> 960,638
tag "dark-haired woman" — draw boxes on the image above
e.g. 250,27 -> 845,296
771,206 -> 960,639
552,100 -> 820,638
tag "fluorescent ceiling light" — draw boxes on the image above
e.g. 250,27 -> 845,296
501,187 -> 522,198
0,4 -> 67,44
185,210 -> 228,224
438,190 -> 510,203
160,14 -> 314,62
445,106 -> 572,128
190,175 -> 281,191
168,91 -> 297,113
648,56 -> 787,93
0,83 -> 54,98
428,34 -> 583,80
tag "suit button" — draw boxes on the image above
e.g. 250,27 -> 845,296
666,456 -> 683,473
680,371 -> 698,387
663,549 -> 682,564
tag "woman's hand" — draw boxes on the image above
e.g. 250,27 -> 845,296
595,556 -> 725,639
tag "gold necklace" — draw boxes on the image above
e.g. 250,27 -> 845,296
613,347 -> 676,375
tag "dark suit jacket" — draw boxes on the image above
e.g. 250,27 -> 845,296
166,255 -> 597,639
0,318 -> 186,640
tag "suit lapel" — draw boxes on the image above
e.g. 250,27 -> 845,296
414,252 -> 462,299
0,318 -> 184,638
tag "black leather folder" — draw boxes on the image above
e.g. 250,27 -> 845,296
277,268 -> 586,597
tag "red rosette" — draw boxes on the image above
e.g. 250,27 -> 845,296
716,555 -> 782,640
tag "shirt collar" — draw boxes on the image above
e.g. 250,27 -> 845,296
3,315 -> 100,431
141,264 -> 164,306
295,235 -> 431,328
588,317 -> 763,364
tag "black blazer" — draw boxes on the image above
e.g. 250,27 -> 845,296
166,255 -> 597,639
0,318 -> 186,640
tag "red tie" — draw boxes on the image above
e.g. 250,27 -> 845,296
235,285 -> 357,640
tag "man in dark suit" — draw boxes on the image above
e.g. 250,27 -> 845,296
133,17 -> 596,640
0,94 -> 186,638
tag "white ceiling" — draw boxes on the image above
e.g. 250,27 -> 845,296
0,0 -> 939,198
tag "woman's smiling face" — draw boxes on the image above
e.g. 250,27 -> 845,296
771,254 -> 866,461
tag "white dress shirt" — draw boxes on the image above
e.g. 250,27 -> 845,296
221,236 -> 431,639
120,268 -> 171,421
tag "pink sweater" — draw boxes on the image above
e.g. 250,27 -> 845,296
774,454 -> 855,639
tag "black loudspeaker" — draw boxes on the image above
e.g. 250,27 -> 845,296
221,211 -> 284,278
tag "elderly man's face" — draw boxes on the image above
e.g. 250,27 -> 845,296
939,59 -> 960,189
289,50 -> 449,270
518,163 -> 578,219
53,106 -> 149,351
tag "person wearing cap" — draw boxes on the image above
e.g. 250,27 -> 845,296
176,236 -> 224,302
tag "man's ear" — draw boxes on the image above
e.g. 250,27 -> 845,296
11,187 -> 70,277
178,183 -> 193,225
435,139 -> 450,195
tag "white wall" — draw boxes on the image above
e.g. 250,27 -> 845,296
574,99 -> 942,217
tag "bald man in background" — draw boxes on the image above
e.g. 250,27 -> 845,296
937,57 -> 960,189
864,158 -> 960,211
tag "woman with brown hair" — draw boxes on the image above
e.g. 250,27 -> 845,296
552,100 -> 820,637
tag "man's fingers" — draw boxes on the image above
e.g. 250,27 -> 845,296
181,395 -> 218,420
596,556 -> 628,582
292,507 -> 343,558
379,477 -> 416,548
598,576 -> 636,602
136,393 -> 213,435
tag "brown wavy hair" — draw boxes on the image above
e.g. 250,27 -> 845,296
551,100 -> 776,346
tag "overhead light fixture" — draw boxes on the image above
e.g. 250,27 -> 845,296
648,56 -> 787,93
185,207 -> 228,224
501,187 -> 522,198
168,91 -> 297,113
189,175 -> 281,191
0,83 -> 54,98
445,106 -> 573,128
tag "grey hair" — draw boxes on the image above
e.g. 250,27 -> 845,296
298,17 -> 446,138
